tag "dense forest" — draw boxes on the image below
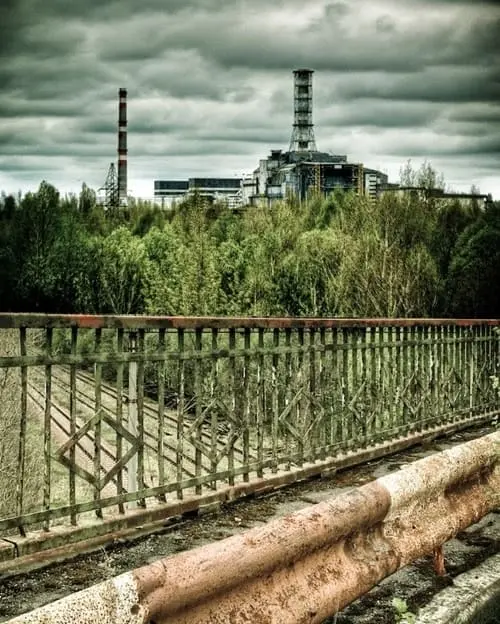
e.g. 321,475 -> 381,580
0,164 -> 498,318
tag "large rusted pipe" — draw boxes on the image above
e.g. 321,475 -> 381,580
7,431 -> 500,624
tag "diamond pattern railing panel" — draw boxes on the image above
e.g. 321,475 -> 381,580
0,315 -> 498,536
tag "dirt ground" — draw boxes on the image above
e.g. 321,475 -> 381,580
0,421 -> 498,623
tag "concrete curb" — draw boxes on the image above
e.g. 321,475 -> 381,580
415,552 -> 500,623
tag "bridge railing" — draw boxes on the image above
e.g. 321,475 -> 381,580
0,315 -> 498,542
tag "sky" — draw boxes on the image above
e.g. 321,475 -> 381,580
0,0 -> 499,199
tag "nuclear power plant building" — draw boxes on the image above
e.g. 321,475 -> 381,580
154,69 -> 388,207
241,69 -> 388,206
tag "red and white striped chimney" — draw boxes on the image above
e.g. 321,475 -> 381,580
118,88 -> 128,206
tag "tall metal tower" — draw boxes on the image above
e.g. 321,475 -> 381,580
99,162 -> 119,210
118,88 -> 128,207
289,69 -> 317,153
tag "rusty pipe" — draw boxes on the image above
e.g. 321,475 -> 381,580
7,431 -> 500,624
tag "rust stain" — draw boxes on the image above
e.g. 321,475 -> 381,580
72,315 -> 106,329
433,545 -> 446,576
0,313 -> 498,330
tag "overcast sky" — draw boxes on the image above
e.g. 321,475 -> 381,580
1,0 -> 499,199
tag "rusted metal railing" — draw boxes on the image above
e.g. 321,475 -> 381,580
6,430 -> 500,623
0,314 -> 498,560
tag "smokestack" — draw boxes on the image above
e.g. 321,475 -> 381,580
118,88 -> 128,207
289,69 -> 317,153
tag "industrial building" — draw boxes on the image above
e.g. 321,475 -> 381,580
241,69 -> 388,206
242,151 -> 389,205
154,177 -> 242,207
99,75 -> 493,211
377,184 -> 493,207
154,69 -> 387,207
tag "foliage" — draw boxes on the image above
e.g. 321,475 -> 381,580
94,227 -> 150,314
322,193 -> 440,317
446,202 -> 500,317
78,182 -> 97,215
142,225 -> 185,315
399,159 -> 445,190
391,597 -> 416,623
0,166 -> 497,318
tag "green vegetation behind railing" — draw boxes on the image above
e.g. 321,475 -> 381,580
1,168 -> 499,320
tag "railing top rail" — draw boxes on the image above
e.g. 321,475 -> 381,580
0,314 -> 499,330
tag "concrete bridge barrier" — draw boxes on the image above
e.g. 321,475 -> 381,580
7,431 -> 500,624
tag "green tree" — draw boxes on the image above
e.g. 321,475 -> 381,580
328,194 -> 440,317
78,183 -> 97,215
14,182 -> 66,310
0,193 -> 16,219
275,229 -> 341,315
447,202 -> 500,317
181,233 -> 220,315
399,159 -> 445,190
216,240 -> 247,314
128,198 -> 166,236
143,225 -> 184,315
95,227 -> 150,314
431,199 -> 480,279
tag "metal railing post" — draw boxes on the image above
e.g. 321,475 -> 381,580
128,331 -> 138,508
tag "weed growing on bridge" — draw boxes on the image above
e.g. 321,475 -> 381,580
392,597 -> 416,623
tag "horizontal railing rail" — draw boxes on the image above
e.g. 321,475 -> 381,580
0,315 -> 498,555
1,313 -> 500,329
7,431 -> 500,624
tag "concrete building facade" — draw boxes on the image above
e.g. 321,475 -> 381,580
154,177 -> 242,207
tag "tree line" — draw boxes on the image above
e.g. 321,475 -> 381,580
0,165 -> 498,318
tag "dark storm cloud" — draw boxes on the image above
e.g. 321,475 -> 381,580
335,67 -> 500,105
135,140 -> 259,158
449,108 -> 500,124
0,127 -> 38,148
0,143 -> 112,158
94,13 -> 480,74
426,0 -> 500,5
388,135 -> 500,158
375,15 -> 397,34
42,0 -> 236,21
1,0 -> 500,196
319,101 -> 441,129
0,2 -> 85,64
186,130 -> 287,145
0,98 -> 86,118
0,160 -> 56,173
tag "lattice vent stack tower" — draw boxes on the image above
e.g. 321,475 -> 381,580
289,69 -> 317,152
